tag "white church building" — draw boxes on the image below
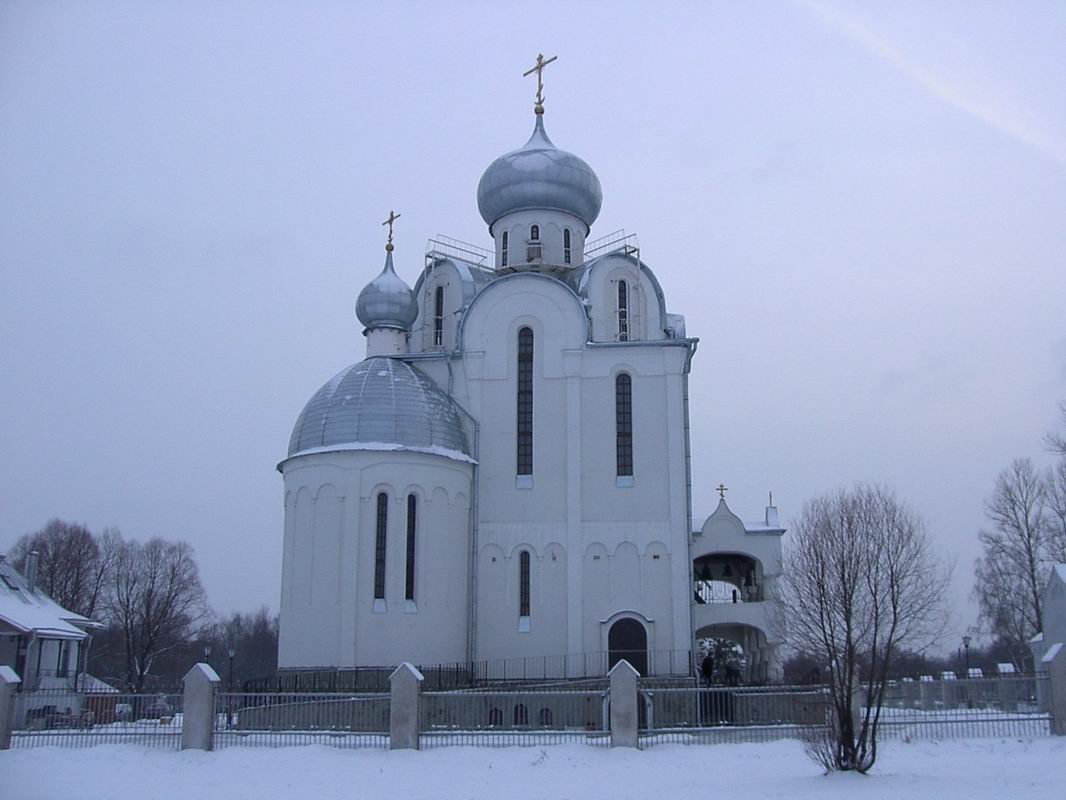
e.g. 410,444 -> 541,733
277,65 -> 785,683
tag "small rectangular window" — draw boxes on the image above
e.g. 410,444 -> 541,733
433,287 -> 444,347
405,495 -> 417,602
374,493 -> 388,600
617,281 -> 629,342
516,327 -> 534,475
616,373 -> 633,477
519,551 -> 531,618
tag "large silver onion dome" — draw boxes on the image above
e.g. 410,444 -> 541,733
287,356 -> 471,459
477,115 -> 602,233
355,251 -> 418,331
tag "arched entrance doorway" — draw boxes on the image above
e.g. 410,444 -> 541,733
608,618 -> 648,676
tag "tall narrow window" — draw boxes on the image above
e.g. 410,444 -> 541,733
616,373 -> 633,477
405,494 -> 417,601
617,280 -> 629,341
501,231 -> 509,267
433,286 -> 444,347
519,551 -> 531,617
374,492 -> 388,600
563,228 -> 572,264
529,224 -> 540,241
516,327 -> 534,475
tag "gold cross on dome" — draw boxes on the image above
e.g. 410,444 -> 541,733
716,483 -> 728,500
523,53 -> 558,114
382,210 -> 401,251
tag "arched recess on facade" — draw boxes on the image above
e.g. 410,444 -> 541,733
601,609 -> 653,676
695,622 -> 774,685
693,551 -> 765,605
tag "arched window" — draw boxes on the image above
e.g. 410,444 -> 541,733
617,280 -> 629,341
516,327 -> 534,475
519,550 -> 531,618
563,228 -> 571,264
488,708 -> 503,727
374,493 -> 388,600
529,224 -> 540,241
405,494 -> 417,602
513,704 -> 529,726
616,374 -> 633,477
538,707 -> 553,727
501,231 -> 509,267
433,286 -> 444,347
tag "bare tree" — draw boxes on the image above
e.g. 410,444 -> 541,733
973,458 -> 1052,667
104,533 -> 210,692
782,484 -> 950,773
1045,401 -> 1066,457
8,519 -> 113,619
1045,459 -> 1066,564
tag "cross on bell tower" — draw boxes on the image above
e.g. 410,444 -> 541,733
382,210 -> 401,252
716,483 -> 728,500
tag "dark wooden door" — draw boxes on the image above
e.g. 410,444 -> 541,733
608,618 -> 648,676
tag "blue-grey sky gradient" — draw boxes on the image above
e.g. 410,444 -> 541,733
2,1 -> 1064,650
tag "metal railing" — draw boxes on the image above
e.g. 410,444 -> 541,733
693,580 -> 762,604
872,674 -> 1051,740
212,691 -> 389,749
583,229 -> 639,262
248,650 -> 695,693
420,688 -> 608,747
425,235 -> 493,268
641,684 -> 830,746
11,690 -> 184,749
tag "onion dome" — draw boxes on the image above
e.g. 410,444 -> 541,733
355,250 -> 418,331
287,356 -> 471,460
476,115 -> 603,234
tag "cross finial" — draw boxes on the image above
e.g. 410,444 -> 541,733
716,483 -> 728,500
523,53 -> 558,115
382,210 -> 401,252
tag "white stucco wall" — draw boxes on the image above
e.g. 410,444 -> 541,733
492,209 -> 587,270
278,449 -> 472,669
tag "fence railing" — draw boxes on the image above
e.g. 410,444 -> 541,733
212,691 -> 389,749
248,650 -> 695,693
2,670 -> 1058,750
11,689 -> 184,749
420,689 -> 608,748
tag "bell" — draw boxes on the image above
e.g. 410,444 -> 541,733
722,562 -> 733,578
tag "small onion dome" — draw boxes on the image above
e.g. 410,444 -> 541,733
355,250 -> 418,331
477,115 -> 602,234
287,356 -> 471,460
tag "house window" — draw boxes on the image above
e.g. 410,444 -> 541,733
529,224 -> 540,241
501,231 -> 509,267
563,228 -> 571,264
516,327 -> 534,475
374,492 -> 388,600
616,373 -> 633,477
514,704 -> 529,726
617,280 -> 629,341
405,495 -> 417,601
433,287 -> 444,347
519,550 -> 531,618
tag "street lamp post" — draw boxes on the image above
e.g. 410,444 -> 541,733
962,635 -> 972,709
227,648 -> 236,728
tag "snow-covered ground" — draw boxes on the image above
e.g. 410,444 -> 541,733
4,738 -> 1064,800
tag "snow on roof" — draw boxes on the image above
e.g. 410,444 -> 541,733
76,673 -> 119,693
0,559 -> 99,640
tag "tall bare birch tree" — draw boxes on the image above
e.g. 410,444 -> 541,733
783,484 -> 950,773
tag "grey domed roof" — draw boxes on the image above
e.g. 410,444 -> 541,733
287,356 -> 471,460
355,251 -> 418,331
477,115 -> 602,233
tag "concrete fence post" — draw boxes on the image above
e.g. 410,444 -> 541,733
1043,643 -> 1066,735
181,662 -> 221,751
0,666 -> 21,750
389,662 -> 424,750
608,659 -> 639,749
850,682 -> 865,735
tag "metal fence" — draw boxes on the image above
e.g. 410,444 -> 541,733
212,692 -> 389,749
873,674 -> 1051,739
11,689 -> 184,749
419,689 -> 609,747
637,674 -> 1052,747
640,684 -> 830,746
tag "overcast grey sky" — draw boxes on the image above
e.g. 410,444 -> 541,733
2,1 -> 1064,649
